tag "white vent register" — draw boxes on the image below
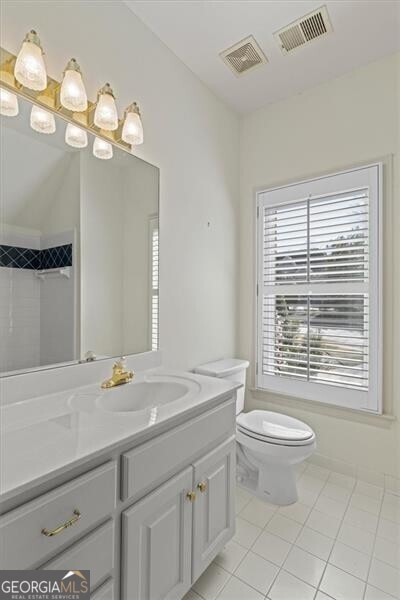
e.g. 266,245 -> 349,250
220,35 -> 268,76
274,5 -> 332,54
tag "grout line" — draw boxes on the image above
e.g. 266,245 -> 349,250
362,487 -> 385,599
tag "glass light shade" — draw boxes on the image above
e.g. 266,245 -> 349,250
93,137 -> 113,160
30,105 -> 56,134
94,87 -> 118,131
122,110 -> 143,145
65,123 -> 88,148
60,67 -> 88,112
0,88 -> 19,116
14,33 -> 47,91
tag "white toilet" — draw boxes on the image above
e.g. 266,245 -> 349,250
194,358 -> 316,506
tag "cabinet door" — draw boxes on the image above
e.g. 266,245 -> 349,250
122,467 -> 193,600
192,436 -> 236,580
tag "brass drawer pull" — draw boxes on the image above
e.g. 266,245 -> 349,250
186,491 -> 196,502
41,509 -> 81,537
197,482 -> 207,493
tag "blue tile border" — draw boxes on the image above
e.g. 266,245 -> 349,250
0,244 -> 72,270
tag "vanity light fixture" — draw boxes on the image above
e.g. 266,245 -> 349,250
30,104 -> 56,134
0,87 -> 19,116
65,123 -> 88,148
60,58 -> 88,112
14,30 -> 47,91
93,136 -> 113,159
94,83 -> 118,131
121,102 -> 143,145
1,40 -> 146,158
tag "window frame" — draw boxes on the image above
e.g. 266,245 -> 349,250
256,164 -> 383,414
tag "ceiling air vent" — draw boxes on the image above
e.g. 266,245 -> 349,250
274,6 -> 332,54
220,35 -> 268,76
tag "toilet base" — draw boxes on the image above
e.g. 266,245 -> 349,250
236,463 -> 298,505
257,463 -> 298,505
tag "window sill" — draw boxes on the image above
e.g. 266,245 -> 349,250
249,387 -> 397,425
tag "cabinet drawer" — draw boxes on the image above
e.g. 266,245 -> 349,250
91,579 -> 114,600
121,398 -> 235,501
0,461 -> 117,569
42,521 -> 114,592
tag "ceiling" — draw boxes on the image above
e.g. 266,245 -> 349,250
125,0 -> 400,114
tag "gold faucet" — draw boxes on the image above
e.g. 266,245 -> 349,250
101,358 -> 134,389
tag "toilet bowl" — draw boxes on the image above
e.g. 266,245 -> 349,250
236,410 -> 316,505
194,359 -> 316,506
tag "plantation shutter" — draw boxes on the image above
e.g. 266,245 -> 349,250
257,165 -> 381,413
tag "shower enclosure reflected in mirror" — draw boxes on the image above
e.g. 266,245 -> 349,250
0,96 -> 159,376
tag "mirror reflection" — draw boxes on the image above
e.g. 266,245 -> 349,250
0,97 -> 159,375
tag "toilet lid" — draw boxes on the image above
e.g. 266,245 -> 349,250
237,410 -> 314,443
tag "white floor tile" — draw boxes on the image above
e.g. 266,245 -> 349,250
233,517 -> 262,549
283,545 -> 326,588
295,526 -> 334,561
235,551 -> 279,595
314,494 -> 348,519
368,558 -> 400,599
343,506 -> 379,534
373,535 -> 400,569
381,495 -> 400,524
214,540 -> 248,573
329,541 -> 370,581
354,480 -> 384,500
305,464 -> 331,481
322,482 -> 352,504
235,487 -> 252,514
337,521 -> 375,554
298,474 -> 326,495
266,513 -> 302,543
193,564 -> 230,600
183,591 -> 203,600
239,497 -> 277,528
315,593 -> 333,600
268,570 -> 316,600
278,501 -> 311,525
349,492 -> 382,516
252,531 -> 292,566
328,472 -> 356,491
216,575 -> 264,600
320,564 -> 365,600
298,486 -> 321,507
364,584 -> 398,600
306,508 -> 341,539
377,517 -> 400,544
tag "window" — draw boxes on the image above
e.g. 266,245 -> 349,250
150,217 -> 159,351
256,165 -> 382,413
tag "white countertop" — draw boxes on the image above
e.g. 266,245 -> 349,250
0,368 -> 239,501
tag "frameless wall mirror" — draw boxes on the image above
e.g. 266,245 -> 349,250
0,96 -> 159,376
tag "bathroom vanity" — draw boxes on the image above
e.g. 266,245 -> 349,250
0,366 -> 239,600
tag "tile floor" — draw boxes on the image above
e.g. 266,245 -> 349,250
186,463 -> 400,600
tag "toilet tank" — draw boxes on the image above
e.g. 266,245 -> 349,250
194,358 -> 250,415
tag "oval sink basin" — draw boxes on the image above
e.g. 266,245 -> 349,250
97,376 -> 200,413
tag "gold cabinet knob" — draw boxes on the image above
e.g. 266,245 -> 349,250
197,482 -> 207,493
186,491 -> 196,502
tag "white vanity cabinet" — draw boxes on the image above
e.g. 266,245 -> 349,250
122,437 -> 236,600
0,394 -> 237,600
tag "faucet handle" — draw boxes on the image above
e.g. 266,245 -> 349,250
114,356 -> 127,370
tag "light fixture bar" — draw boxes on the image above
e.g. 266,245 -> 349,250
0,46 -> 133,155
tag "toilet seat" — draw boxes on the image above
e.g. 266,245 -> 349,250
237,410 -> 315,447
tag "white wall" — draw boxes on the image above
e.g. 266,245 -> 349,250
1,0 -> 240,371
239,53 -> 400,480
